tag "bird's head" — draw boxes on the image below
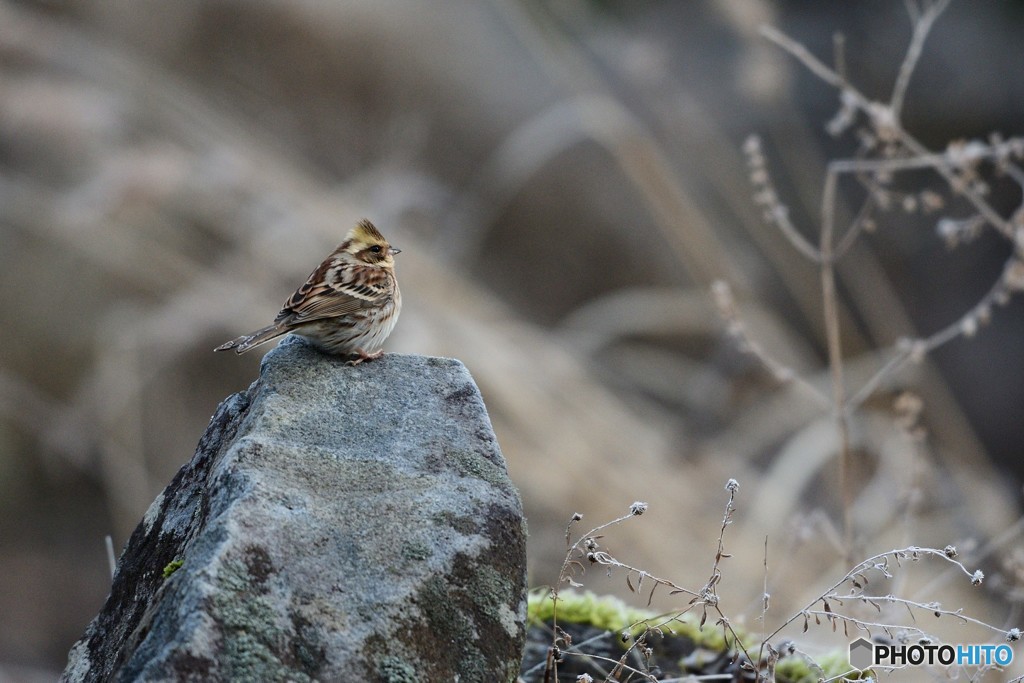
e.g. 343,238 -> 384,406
342,219 -> 400,267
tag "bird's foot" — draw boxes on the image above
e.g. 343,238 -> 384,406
345,348 -> 384,366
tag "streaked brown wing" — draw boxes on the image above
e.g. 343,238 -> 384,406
275,262 -> 391,326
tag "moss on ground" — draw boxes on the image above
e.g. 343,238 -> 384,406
524,590 -> 874,682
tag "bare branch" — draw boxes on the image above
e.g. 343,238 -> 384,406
891,0 -> 951,118
759,25 -> 871,112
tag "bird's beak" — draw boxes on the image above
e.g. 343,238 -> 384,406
389,247 -> 401,255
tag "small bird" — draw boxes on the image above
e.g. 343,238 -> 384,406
215,219 -> 402,364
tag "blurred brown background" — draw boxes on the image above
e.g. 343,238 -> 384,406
3,0 -> 1024,678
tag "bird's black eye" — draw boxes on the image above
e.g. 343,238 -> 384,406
370,245 -> 382,253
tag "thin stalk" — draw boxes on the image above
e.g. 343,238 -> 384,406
890,0 -> 951,119
820,169 -> 853,555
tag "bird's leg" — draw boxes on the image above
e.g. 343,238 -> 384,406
345,348 -> 385,366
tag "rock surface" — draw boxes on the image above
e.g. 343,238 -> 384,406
62,337 -> 528,682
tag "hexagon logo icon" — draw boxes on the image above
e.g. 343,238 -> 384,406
849,637 -> 874,670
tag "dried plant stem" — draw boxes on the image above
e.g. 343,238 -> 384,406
845,255 -> 1014,415
807,596 -> 1008,636
520,624 -> 638,680
759,26 -> 862,105
544,505 -> 657,681
763,17 -> 1013,240
900,134 -> 1014,239
530,499 -> 1018,679
711,279 -> 831,409
558,650 -> 656,682
762,545 -> 984,645
754,1 -> 1024,556
756,536 -> 771,677
832,191 -> 877,262
819,170 -> 853,553
890,0 -> 951,118
826,139 -> 1024,175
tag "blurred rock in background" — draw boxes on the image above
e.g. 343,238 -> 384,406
2,0 -> 1023,676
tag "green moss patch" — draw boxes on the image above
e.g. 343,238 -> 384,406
522,590 -> 873,683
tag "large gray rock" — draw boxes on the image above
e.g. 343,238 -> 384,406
63,338 -> 528,682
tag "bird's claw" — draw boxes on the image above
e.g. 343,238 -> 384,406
345,349 -> 384,366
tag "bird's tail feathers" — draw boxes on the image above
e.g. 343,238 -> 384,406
214,325 -> 287,354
